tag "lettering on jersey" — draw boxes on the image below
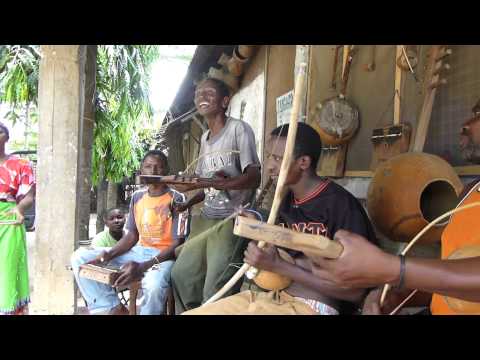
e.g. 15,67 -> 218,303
203,153 -> 235,173
279,222 -> 328,237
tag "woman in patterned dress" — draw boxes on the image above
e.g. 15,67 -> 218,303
0,122 -> 36,315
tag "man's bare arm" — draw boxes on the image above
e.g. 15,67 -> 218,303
312,230 -> 480,303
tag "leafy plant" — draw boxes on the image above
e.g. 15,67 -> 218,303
0,45 -> 161,183
92,45 -> 160,184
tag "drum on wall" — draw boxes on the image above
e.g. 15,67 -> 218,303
367,152 -> 463,244
311,96 -> 359,146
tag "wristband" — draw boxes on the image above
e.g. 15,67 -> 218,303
395,255 -> 406,289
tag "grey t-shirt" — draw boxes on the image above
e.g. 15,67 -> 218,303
195,117 -> 260,219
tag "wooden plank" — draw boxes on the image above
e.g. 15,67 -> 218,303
79,264 -> 120,285
305,45 -> 313,124
233,216 -> 343,260
295,45 -> 311,121
318,144 -> 347,177
412,45 -> 449,152
335,166 -> 480,178
344,170 -> 374,177
370,123 -> 412,170
454,165 -> 480,176
392,45 -> 405,120
394,45 -> 403,125
341,45 -> 349,81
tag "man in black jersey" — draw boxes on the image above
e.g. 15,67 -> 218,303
183,122 -> 377,315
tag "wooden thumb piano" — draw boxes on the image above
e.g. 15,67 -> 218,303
79,264 -> 121,285
78,264 -> 141,315
233,216 -> 344,261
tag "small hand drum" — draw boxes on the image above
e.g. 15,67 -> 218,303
313,96 -> 359,146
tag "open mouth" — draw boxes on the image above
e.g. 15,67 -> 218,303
199,102 -> 210,109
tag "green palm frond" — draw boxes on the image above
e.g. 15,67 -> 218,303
1,45 -> 165,183
92,45 -> 160,184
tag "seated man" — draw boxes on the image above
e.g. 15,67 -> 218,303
91,208 -> 126,248
310,112 -> 480,315
71,150 -> 189,315
184,123 -> 377,315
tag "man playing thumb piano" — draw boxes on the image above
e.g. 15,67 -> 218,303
184,123 -> 378,315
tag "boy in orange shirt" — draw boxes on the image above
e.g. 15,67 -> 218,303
71,150 -> 189,315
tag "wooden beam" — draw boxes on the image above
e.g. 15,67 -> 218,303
318,145 -> 347,177
454,165 -> 480,176
344,170 -> 374,177
342,166 -> 480,178
341,45 -> 350,81
394,45 -> 403,125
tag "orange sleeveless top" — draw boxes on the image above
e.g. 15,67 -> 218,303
430,180 -> 480,315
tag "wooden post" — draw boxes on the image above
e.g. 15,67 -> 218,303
394,45 -> 403,125
295,45 -> 311,123
78,45 -> 96,243
32,45 -> 87,314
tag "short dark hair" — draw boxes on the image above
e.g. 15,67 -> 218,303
103,207 -> 123,220
141,149 -> 169,173
270,122 -> 322,170
198,77 -> 230,98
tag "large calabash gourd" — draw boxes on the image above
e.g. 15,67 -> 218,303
367,152 -> 463,244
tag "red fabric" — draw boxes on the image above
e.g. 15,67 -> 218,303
0,156 -> 35,202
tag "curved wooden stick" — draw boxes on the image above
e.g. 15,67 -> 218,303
246,63 -> 307,282
380,201 -> 480,310
389,289 -> 418,315
203,63 -> 308,305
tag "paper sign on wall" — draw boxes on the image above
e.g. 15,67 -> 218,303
276,90 -> 303,126
276,90 -> 293,126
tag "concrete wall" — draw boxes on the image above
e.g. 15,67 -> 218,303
229,46 -> 267,163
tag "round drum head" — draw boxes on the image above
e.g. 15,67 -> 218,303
314,97 -> 359,145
